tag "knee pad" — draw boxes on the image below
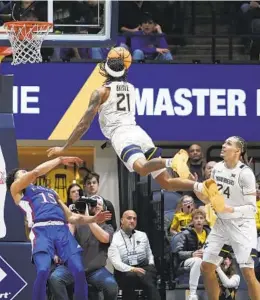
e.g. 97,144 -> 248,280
144,147 -> 162,160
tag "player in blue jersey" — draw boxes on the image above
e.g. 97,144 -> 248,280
6,156 -> 111,300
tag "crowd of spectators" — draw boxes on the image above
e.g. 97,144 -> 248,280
1,1 -> 260,62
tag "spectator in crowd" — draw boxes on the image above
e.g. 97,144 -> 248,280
83,171 -> 100,197
170,195 -> 194,235
48,195 -> 118,300
172,209 -> 210,300
131,13 -> 173,61
204,161 -> 217,180
216,254 -> 240,300
188,144 -> 205,182
12,0 -> 47,21
108,210 -> 161,300
118,1 -> 159,33
184,144 -> 206,206
83,172 -> 117,231
239,1 -> 260,59
78,166 -> 91,185
66,183 -> 83,206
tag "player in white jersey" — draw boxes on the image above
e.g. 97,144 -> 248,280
195,136 -> 260,300
47,56 -> 210,194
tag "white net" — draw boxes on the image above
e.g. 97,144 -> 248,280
4,22 -> 52,66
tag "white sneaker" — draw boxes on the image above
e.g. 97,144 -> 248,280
188,295 -> 198,300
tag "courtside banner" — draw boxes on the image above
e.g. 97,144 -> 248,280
2,62 -> 260,141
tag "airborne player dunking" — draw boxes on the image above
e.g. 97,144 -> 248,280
47,48 -> 211,195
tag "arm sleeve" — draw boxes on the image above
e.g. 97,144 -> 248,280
103,224 -> 114,243
216,267 -> 240,288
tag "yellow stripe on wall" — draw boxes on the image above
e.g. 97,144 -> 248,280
48,64 -> 104,140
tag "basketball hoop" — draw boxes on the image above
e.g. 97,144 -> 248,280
4,21 -> 53,66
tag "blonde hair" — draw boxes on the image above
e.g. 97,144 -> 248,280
175,195 -> 194,213
191,208 -> 206,220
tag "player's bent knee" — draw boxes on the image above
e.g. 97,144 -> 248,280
138,167 -> 150,177
133,158 -> 150,176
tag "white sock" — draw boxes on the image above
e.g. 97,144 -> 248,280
190,289 -> 196,296
165,158 -> 172,168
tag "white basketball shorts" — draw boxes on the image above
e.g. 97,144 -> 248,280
111,125 -> 155,172
203,218 -> 257,268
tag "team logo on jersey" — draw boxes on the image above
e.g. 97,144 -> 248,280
231,174 -> 236,178
0,171 -> 6,184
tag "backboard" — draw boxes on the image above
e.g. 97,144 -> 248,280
0,0 -> 118,47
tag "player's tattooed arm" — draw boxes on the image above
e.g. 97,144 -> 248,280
63,88 -> 104,150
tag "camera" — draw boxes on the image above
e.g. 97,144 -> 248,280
69,191 -> 98,214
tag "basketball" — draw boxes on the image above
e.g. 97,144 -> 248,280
107,47 -> 132,69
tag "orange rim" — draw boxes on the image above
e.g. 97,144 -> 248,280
4,21 -> 53,31
0,47 -> 12,56
4,21 -> 53,41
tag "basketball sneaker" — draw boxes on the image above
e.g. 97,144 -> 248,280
171,149 -> 191,179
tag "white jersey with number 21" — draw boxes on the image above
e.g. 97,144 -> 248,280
98,81 -> 136,140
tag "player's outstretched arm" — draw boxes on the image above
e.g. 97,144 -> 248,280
47,87 -> 108,157
69,210 -> 112,225
55,194 -> 112,225
11,157 -> 82,205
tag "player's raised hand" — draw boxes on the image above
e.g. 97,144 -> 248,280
47,146 -> 64,157
93,210 -> 112,223
60,156 -> 83,167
